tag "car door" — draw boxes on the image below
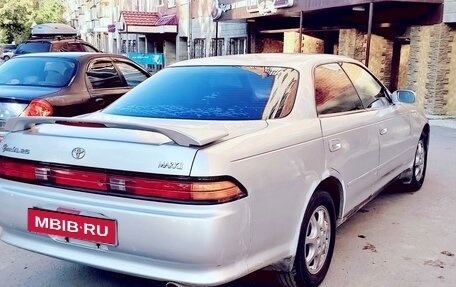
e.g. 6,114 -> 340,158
341,63 -> 412,189
86,59 -> 130,111
314,63 -> 380,214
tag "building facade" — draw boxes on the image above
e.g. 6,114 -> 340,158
211,0 -> 456,116
66,0 -> 456,115
66,0 -> 248,71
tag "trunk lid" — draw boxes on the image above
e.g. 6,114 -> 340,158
2,114 -> 267,176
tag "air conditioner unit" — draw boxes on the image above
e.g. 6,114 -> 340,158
116,22 -> 125,31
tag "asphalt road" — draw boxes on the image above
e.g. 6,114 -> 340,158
0,124 -> 455,287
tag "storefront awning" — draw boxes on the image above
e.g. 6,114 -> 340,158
216,0 -> 443,38
118,11 -> 178,34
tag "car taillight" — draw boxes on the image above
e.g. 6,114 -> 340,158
109,176 -> 242,202
21,99 -> 54,116
0,157 -> 246,204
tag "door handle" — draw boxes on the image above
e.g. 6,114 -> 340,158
329,139 -> 342,152
379,128 -> 388,135
95,98 -> 105,106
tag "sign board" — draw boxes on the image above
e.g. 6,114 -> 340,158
128,53 -> 163,65
107,24 -> 116,33
246,0 -> 294,14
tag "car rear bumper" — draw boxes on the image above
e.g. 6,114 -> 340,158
0,179 -> 251,286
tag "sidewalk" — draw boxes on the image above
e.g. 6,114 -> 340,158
427,115 -> 456,129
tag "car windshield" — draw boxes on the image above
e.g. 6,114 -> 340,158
0,57 -> 76,88
103,66 -> 299,120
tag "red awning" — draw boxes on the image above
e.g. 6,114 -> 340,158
119,12 -> 178,33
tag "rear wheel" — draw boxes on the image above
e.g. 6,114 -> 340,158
277,191 -> 336,287
405,134 -> 428,192
3,55 -> 10,61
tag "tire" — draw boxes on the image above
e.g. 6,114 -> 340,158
277,191 -> 336,287
3,55 -> 10,61
405,134 -> 428,192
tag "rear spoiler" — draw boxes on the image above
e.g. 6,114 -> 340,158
5,117 -> 228,147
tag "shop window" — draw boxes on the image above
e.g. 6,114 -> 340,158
210,38 -> 224,56
193,38 -> 205,59
230,37 -> 246,55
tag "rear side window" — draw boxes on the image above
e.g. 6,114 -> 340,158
115,62 -> 149,87
51,42 -> 69,52
314,63 -> 364,115
103,66 -> 299,120
67,43 -> 84,52
15,42 -> 51,55
87,61 -> 125,89
82,44 -> 99,52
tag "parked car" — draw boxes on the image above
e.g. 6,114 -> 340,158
0,44 -> 17,61
14,37 -> 99,56
14,23 -> 99,57
0,54 -> 429,287
0,52 -> 150,139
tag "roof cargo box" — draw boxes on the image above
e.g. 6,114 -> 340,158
31,23 -> 77,37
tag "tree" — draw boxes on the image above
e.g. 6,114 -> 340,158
0,0 -> 36,43
33,0 -> 66,24
0,0 -> 66,43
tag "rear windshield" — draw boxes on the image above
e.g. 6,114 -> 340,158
15,42 -> 51,55
103,66 -> 299,120
0,57 -> 77,88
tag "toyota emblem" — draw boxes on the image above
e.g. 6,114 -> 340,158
72,147 -> 86,159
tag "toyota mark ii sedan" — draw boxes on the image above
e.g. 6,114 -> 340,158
0,54 -> 429,287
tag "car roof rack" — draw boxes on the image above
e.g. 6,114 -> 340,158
31,23 -> 78,38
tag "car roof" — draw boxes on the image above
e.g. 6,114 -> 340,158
25,38 -> 85,42
12,52 -> 126,60
170,53 -> 362,70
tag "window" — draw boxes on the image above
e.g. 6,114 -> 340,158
87,61 -> 124,89
341,63 -> 391,109
115,62 -> 149,87
168,0 -> 176,7
0,57 -> 76,88
230,37 -> 246,55
193,39 -> 205,59
103,66 -> 299,120
67,43 -> 83,52
314,63 -> 364,115
15,42 -> 51,55
82,43 -> 99,52
51,42 -> 69,52
210,38 -> 224,56
158,0 -> 164,6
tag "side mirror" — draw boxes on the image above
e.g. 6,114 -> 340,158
391,90 -> 416,104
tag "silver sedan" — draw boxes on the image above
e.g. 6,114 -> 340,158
0,54 -> 428,287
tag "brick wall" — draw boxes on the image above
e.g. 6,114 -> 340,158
398,44 -> 410,90
445,25 -> 456,114
338,30 -> 392,88
283,32 -> 324,53
338,29 -> 366,63
408,24 -> 456,115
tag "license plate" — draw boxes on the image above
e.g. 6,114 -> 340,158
27,208 -> 117,245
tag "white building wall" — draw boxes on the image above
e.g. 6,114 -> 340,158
445,0 -> 456,23
191,17 -> 247,56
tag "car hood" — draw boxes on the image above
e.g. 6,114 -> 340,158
1,114 -> 268,176
0,85 -> 62,101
